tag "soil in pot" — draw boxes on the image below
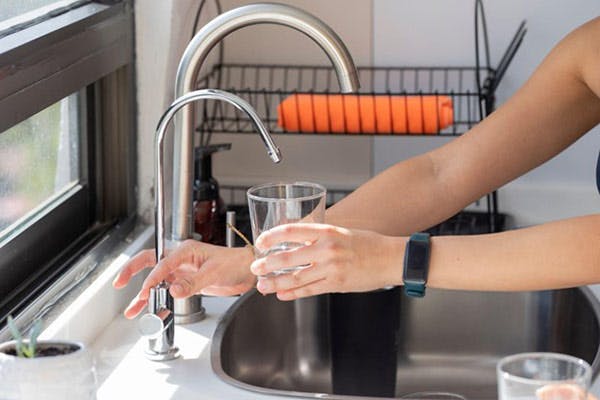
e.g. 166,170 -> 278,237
2,342 -> 80,357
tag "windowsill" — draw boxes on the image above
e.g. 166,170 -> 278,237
0,220 -> 153,344
40,224 -> 153,343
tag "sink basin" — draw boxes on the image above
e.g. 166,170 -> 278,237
211,287 -> 600,399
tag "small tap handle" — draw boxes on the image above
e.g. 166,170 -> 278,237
142,281 -> 179,361
138,311 -> 171,339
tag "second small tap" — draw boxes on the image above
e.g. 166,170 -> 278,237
139,281 -> 179,361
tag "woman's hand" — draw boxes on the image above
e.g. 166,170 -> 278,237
249,223 -> 403,301
113,240 -> 256,319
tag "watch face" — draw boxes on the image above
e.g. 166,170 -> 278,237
404,239 -> 429,283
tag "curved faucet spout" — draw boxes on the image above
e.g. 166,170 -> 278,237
171,3 -> 360,241
155,89 -> 280,261
175,3 -> 360,96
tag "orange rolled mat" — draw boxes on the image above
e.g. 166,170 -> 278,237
277,94 -> 453,134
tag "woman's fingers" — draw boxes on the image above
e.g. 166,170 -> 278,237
170,270 -> 214,298
251,244 -> 312,276
256,263 -> 325,294
252,226 -> 341,276
117,242 -> 258,318
112,249 -> 156,289
251,223 -> 354,299
138,240 -> 198,300
275,278 -> 329,301
123,294 -> 148,319
254,223 -> 332,251
250,223 -> 397,300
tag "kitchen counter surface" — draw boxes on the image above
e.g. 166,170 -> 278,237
92,295 -> 292,400
92,292 -> 600,400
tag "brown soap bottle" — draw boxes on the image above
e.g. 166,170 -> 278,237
192,143 -> 231,246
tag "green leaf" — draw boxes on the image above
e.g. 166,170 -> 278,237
21,346 -> 34,358
6,316 -> 22,342
6,316 -> 24,357
28,319 -> 42,358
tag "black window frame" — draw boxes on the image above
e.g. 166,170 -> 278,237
0,0 -> 136,320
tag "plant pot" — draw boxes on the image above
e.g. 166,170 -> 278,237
0,340 -> 96,400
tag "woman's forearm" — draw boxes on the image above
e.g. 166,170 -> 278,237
250,214 -> 600,299
325,153 -> 466,235
326,17 -> 600,237
426,214 -> 600,291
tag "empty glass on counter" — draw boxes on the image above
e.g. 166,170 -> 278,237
247,181 -> 326,276
497,352 -> 591,400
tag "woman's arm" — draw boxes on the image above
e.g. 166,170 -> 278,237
326,17 -> 600,236
428,214 -> 600,291
251,214 -> 600,300
252,17 -> 600,299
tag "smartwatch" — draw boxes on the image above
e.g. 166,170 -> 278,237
402,232 -> 431,298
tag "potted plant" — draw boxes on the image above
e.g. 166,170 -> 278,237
0,316 -> 96,400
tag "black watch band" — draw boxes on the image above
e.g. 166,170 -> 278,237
402,232 -> 431,298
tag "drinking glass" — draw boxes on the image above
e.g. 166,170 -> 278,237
497,352 -> 591,400
247,181 -> 326,276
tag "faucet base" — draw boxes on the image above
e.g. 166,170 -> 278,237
145,347 -> 180,362
174,296 -> 206,324
174,307 -> 206,324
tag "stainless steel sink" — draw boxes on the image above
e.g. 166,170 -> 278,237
211,287 -> 600,399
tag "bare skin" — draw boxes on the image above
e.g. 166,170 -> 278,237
536,384 -> 597,400
112,242 -> 255,319
114,17 -> 600,317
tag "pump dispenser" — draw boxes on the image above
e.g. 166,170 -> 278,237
192,143 -> 231,245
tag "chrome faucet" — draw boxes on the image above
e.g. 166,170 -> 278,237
170,3 -> 360,323
140,89 -> 279,360
156,89 -> 280,263
139,282 -> 178,361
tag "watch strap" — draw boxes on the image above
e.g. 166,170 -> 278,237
403,232 -> 431,298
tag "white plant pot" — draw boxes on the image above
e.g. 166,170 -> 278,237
0,340 -> 96,400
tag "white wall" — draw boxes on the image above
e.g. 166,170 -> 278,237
134,0 -> 198,222
373,0 -> 600,227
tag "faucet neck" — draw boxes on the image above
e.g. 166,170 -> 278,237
175,3 -> 360,97
155,89 -> 279,260
170,3 -> 359,243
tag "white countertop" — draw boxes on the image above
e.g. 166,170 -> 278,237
92,296 -> 292,400
91,295 -> 600,400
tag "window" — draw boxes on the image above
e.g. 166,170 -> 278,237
0,1 -> 135,320
0,94 -> 79,234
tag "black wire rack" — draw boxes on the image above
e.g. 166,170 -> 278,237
197,64 -> 489,137
192,0 -> 526,233
194,2 -> 525,143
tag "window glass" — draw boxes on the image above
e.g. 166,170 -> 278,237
0,94 -> 80,234
0,0 -> 81,29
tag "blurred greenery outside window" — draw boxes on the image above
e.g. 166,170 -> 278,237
0,95 -> 79,234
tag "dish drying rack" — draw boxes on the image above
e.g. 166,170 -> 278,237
194,0 -> 526,234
